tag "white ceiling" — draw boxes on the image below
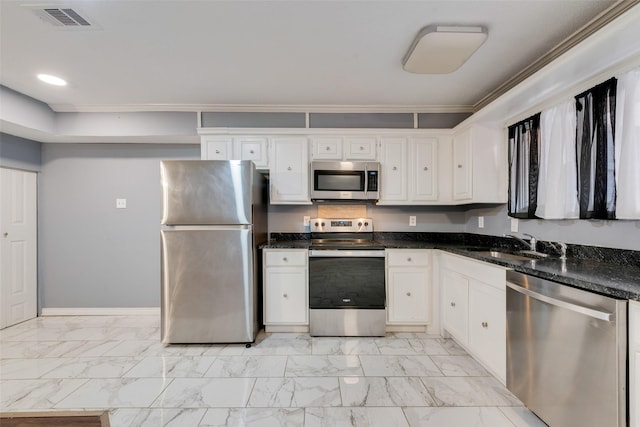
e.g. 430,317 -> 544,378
0,0 -> 620,113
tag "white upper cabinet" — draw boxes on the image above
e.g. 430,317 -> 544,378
269,137 -> 311,204
452,129 -> 472,201
379,137 -> 408,202
410,137 -> 438,201
310,136 -> 377,160
201,135 -> 269,169
451,124 -> 507,203
311,136 -> 343,160
234,137 -> 269,169
343,136 -> 377,160
201,136 -> 233,160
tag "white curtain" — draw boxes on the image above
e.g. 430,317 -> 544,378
615,67 -> 640,219
536,99 -> 579,219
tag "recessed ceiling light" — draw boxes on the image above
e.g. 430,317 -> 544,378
403,25 -> 488,74
37,73 -> 67,86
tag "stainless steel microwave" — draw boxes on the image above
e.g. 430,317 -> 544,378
310,161 -> 380,201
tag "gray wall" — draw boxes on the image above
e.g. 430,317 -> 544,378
0,133 -> 41,172
39,143 -> 199,309
463,204 -> 640,251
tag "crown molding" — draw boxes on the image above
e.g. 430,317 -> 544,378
47,103 -> 474,114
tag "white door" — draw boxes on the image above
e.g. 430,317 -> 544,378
0,168 -> 38,329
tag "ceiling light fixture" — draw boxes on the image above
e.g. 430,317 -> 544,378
403,25 -> 488,74
37,73 -> 67,86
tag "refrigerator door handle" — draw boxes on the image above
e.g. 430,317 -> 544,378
161,225 -> 251,230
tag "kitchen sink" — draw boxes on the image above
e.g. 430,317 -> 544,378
468,249 -> 547,262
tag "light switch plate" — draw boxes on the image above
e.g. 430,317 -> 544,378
116,198 -> 127,209
478,216 -> 485,228
409,216 -> 416,226
511,218 -> 519,232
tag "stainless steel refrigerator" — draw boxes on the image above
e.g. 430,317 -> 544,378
160,160 -> 267,344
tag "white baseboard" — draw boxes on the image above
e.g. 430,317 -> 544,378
40,307 -> 161,316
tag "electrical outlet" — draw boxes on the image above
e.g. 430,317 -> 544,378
511,218 -> 519,232
478,216 -> 485,228
303,216 -> 310,226
409,216 -> 416,226
116,198 -> 127,209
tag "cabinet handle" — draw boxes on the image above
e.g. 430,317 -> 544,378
359,146 -> 364,151
450,302 -> 456,307
407,257 -> 412,262
287,166 -> 292,171
482,322 -> 488,328
283,293 -> 288,298
423,166 -> 428,171
457,164 -> 463,168
282,257 -> 288,262
392,166 -> 397,171
215,149 -> 221,154
250,150 -> 255,154
3,232 -> 8,238
325,146 -> 330,151
406,292 -> 411,297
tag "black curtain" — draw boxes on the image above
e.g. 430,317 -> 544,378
508,113 -> 541,218
575,78 -> 617,219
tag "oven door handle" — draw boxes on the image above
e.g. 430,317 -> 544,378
309,250 -> 385,258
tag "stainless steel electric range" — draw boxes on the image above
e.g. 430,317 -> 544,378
308,218 -> 386,336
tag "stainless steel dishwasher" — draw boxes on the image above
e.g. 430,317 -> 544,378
506,270 -> 627,427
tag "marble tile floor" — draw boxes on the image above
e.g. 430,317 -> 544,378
0,315 -> 548,427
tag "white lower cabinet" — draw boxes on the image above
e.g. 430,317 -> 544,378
386,250 -> 431,325
468,280 -> 506,380
263,249 -> 308,327
631,300 -> 640,427
441,268 -> 469,344
439,251 -> 507,383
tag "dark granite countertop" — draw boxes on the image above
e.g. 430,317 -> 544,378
262,233 -> 640,301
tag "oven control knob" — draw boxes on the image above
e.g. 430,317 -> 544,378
364,222 -> 369,226
321,222 -> 325,226
314,222 -> 319,227
358,222 -> 362,227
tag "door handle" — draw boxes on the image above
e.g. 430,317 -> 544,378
3,232 -> 7,238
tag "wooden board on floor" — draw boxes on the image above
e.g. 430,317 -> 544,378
0,411 -> 110,427
317,205 -> 367,218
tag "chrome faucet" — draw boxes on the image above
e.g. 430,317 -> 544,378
504,233 -> 536,251
549,241 -> 568,260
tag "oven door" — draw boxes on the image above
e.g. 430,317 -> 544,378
308,250 -> 386,336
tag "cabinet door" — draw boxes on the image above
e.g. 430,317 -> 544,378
441,269 -> 469,344
387,268 -> 429,324
235,137 -> 268,169
311,137 -> 342,160
468,281 -> 506,382
269,137 -> 310,204
453,130 -> 472,200
344,137 -> 377,160
411,137 -> 438,201
379,137 -> 407,202
264,268 -> 308,325
201,136 -> 232,160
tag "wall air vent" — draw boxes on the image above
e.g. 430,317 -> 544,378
28,6 -> 97,29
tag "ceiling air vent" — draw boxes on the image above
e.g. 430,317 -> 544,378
44,8 -> 90,26
29,6 -> 96,28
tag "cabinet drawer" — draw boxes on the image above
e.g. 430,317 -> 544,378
387,250 -> 429,267
265,250 -> 307,266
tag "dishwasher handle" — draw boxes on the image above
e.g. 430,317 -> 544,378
506,281 -> 614,322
